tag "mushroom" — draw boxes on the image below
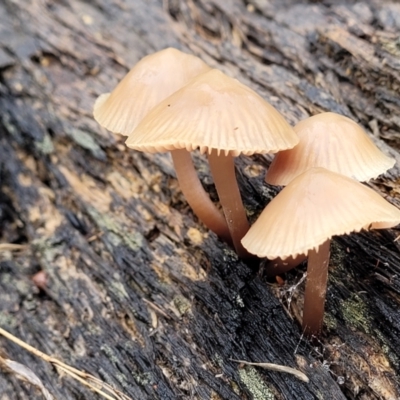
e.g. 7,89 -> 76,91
266,112 -> 395,186
126,68 -> 298,258
242,167 -> 400,336
93,48 -> 232,241
93,47 -> 211,135
264,112 -> 396,276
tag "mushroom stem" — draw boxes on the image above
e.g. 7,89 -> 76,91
302,239 -> 331,337
171,149 -> 232,244
264,254 -> 307,277
208,150 -> 251,258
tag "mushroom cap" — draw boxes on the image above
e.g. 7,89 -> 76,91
266,112 -> 395,185
242,167 -> 400,259
125,69 -> 298,156
93,48 -> 210,135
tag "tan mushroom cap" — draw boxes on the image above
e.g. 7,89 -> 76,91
93,48 -> 210,135
242,167 -> 400,259
266,112 -> 395,185
125,69 -> 298,156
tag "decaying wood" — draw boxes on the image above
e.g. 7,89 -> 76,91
1,0 -> 400,399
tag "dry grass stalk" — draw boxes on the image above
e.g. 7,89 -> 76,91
0,327 -> 133,400
230,358 -> 309,382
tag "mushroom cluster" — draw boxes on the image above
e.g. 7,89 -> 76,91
94,48 -> 299,258
93,48 -> 400,337
242,112 -> 400,336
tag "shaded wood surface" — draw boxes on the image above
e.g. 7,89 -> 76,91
1,0 -> 400,399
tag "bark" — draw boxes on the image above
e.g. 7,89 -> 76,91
1,0 -> 400,399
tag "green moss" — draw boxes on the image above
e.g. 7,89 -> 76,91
340,294 -> 371,333
328,241 -> 348,280
374,329 -> 399,368
238,367 -> 275,400
323,311 -> 337,331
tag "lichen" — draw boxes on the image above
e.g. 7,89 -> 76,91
66,127 -> 105,159
213,353 -> 224,368
32,237 -> 63,265
133,372 -> 153,386
1,111 -> 18,137
238,367 -> 275,400
235,294 -> 245,308
0,312 -> 18,330
222,247 -> 239,262
380,37 -> 400,57
87,207 -> 144,252
35,133 -> 54,154
173,295 -> 191,316
101,343 -> 121,364
109,279 -> 129,300
0,273 -> 12,286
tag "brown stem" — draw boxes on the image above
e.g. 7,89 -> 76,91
264,254 -> 307,277
171,149 -> 231,244
302,239 -> 331,337
208,150 -> 251,258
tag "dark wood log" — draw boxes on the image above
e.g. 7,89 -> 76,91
1,0 -> 400,399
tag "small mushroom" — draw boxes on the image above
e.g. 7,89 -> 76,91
266,112 -> 395,186
93,49 -> 232,240
264,112 -> 396,275
126,68 -> 298,257
94,47 -> 210,135
242,167 -> 400,336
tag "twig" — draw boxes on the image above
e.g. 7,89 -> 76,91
0,243 -> 28,252
230,358 -> 309,383
143,298 -> 171,320
0,327 -> 133,400
294,329 -> 305,356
